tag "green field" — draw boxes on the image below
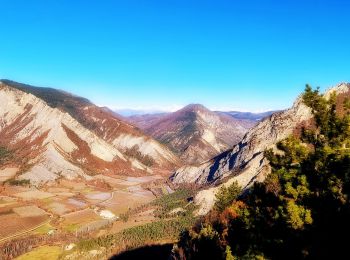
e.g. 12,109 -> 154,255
15,246 -> 62,260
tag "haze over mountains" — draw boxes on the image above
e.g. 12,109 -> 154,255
116,109 -> 167,117
218,110 -> 278,121
118,108 -> 277,122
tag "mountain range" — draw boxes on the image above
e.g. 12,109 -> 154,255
3,79 -> 347,217
0,80 -> 270,185
0,80 -> 180,185
1,79 -> 350,259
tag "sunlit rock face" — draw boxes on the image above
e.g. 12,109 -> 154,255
0,80 -> 180,185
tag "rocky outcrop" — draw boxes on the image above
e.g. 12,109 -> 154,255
172,83 -> 350,215
0,80 -> 179,185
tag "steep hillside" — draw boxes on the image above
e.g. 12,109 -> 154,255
129,104 -> 254,165
0,80 -> 180,185
171,83 -> 350,214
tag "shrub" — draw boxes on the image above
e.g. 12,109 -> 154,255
7,179 -> 30,186
214,181 -> 241,212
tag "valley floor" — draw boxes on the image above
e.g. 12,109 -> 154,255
0,173 -> 190,259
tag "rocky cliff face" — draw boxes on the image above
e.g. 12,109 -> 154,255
129,104 -> 254,165
171,83 -> 350,215
0,80 -> 179,185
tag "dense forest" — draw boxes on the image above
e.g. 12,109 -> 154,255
173,86 -> 350,259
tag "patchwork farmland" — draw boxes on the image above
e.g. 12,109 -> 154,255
0,173 -> 171,252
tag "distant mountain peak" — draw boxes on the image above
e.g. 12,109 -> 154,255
180,103 -> 209,113
129,104 -> 256,165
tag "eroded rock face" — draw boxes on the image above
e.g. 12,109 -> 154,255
0,81 -> 179,185
172,83 -> 350,215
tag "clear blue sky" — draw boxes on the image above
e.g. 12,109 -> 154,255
1,0 -> 349,112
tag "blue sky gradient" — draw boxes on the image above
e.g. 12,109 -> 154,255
1,0 -> 349,112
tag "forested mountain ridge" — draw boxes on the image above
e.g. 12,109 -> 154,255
172,85 -> 350,259
172,83 -> 350,215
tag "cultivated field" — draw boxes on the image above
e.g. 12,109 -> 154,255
0,213 -> 49,241
13,206 -> 48,217
0,167 -> 18,183
15,245 -> 62,260
0,173 -> 169,258
99,190 -> 154,215
15,189 -> 54,200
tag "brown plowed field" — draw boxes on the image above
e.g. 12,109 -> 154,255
0,214 -> 49,239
